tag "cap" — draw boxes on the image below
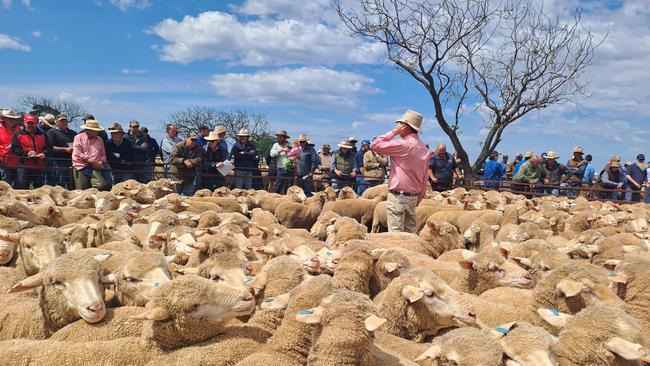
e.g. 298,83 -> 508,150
361,139 -> 371,146
82,114 -> 95,121
129,120 -> 140,127
55,113 -> 68,122
572,146 -> 584,154
107,123 -> 125,134
637,154 -> 645,161
490,150 -> 499,157
23,114 -> 37,123
322,144 -> 331,149
188,131 -> 199,140
524,151 -> 534,159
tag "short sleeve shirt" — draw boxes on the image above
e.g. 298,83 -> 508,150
429,153 -> 457,182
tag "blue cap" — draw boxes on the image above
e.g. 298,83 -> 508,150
361,139 -> 371,146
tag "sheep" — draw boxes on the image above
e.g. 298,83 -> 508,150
490,321 -> 557,366
58,223 -> 96,252
546,306 -> 650,366
117,197 -> 148,213
310,211 -> 340,240
275,191 -> 327,229
0,226 -> 65,276
462,220 -> 500,252
325,216 -> 368,246
65,190 -> 98,209
374,269 -> 476,342
250,207 -> 278,228
362,183 -> 388,199
0,252 -> 111,340
59,206 -> 96,225
145,179 -> 176,199
507,222 -> 553,242
154,193 -> 223,213
457,209 -> 503,234
31,204 -> 66,227
453,251 -> 533,295
370,201 -> 458,233
111,179 -> 156,204
606,257 -> 650,335
236,274 -> 338,366
333,247 -> 374,294
414,327 -> 504,366
134,209 -> 179,249
337,186 -> 358,199
294,289 -> 387,366
94,214 -> 139,246
0,199 -> 45,225
0,215 -> 30,266
94,191 -> 124,214
321,195 -> 384,228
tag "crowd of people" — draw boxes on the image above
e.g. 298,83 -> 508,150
1,107 -> 648,202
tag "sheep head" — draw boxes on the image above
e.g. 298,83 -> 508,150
1,226 -> 65,275
104,252 -> 173,307
459,252 -> 533,290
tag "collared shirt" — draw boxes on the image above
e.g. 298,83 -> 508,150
429,152 -> 457,182
371,131 -> 430,201
514,160 -> 541,183
160,136 -> 183,164
483,159 -> 505,187
71,132 -> 107,169
583,162 -> 595,184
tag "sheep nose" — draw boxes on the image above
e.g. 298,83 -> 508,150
241,290 -> 254,302
523,272 -> 532,280
0,248 -> 10,258
468,310 -> 476,318
86,302 -> 105,314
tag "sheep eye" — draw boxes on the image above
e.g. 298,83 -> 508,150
210,274 -> 222,282
24,244 -> 32,249
186,304 -> 200,313
51,280 -> 64,288
125,276 -> 140,283
107,226 -> 114,230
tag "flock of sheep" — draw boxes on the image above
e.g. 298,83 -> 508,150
0,178 -> 649,365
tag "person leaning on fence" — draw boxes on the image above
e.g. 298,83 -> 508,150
483,150 -> 505,189
229,128 -> 258,190
37,114 -> 57,186
270,129 -> 293,194
132,127 -> 159,184
170,131 -> 203,196
355,140 -> 369,195
583,154 -> 595,186
539,151 -> 567,196
562,146 -> 587,196
428,144 -> 460,191
513,155 -> 543,196
196,125 -> 210,147
160,124 -> 183,179
71,119 -> 112,190
46,113 -> 77,189
0,108 -> 23,187
315,143 -> 332,189
105,123 -> 135,184
514,151 -> 532,176
330,139 -> 357,190
363,139 -> 388,190
297,136 -> 317,197
500,154 -> 509,180
597,159 -> 624,200
202,127 -> 228,191
371,109 -> 430,233
11,114 -> 48,189
625,154 -> 647,202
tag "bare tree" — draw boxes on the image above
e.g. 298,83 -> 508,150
164,106 -> 273,150
337,0 -> 599,178
15,95 -> 86,128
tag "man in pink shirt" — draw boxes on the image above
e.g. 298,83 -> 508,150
371,110 -> 430,233
72,119 -> 111,190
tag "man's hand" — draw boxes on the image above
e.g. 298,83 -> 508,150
216,162 -> 225,168
351,171 -> 356,178
308,172 -> 313,177
27,150 -> 36,157
90,161 -> 102,170
66,147 -> 73,154
391,123 -> 409,136
334,169 -> 342,176
430,176 -> 438,183
617,183 -> 623,189
36,153 -> 45,160
184,160 -> 193,168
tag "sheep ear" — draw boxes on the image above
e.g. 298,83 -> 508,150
491,322 -> 518,339
180,202 -> 191,209
93,253 -> 113,263
176,267 -> 199,275
150,233 -> 169,242
0,233 -> 21,244
511,257 -> 533,270
101,273 -> 116,284
383,262 -> 399,274
603,259 -> 620,271
498,242 -> 512,258
104,289 -> 116,303
295,306 -> 323,324
164,255 -> 176,264
426,221 -> 436,230
556,279 -> 584,297
604,337 -> 646,360
537,308 -> 573,328
247,272 -> 268,295
414,344 -> 442,362
608,272 -> 628,284
458,260 -> 477,271
9,273 -> 43,293
47,205 -> 56,214
490,225 -> 500,231
364,314 -> 387,332
370,248 -> 387,260
129,307 -> 172,321
16,220 -> 31,230
260,293 -> 291,310
88,213 -> 102,220
401,285 -> 424,303
133,217 -> 149,224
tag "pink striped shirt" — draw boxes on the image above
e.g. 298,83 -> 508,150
71,132 -> 107,169
371,131 -> 430,202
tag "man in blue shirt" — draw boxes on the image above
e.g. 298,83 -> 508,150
513,151 -> 533,176
483,150 -> 505,189
428,144 -> 461,191
298,137 -> 318,197
355,140 -> 370,195
583,154 -> 595,186
106,123 -> 135,184
625,154 -> 647,202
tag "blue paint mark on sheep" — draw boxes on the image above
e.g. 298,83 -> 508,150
298,309 -> 314,315
550,308 -> 560,316
494,327 -> 509,335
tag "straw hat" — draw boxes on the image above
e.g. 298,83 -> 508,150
107,123 -> 125,134
275,129 -> 290,138
129,120 -> 140,127
610,155 -> 621,163
297,134 -> 308,142
545,151 -> 560,160
80,119 -> 105,131
523,151 -> 534,159
306,140 -> 314,146
214,125 -> 227,134
40,113 -> 56,128
1,108 -> 20,119
572,146 -> 584,154
188,131 -> 199,140
338,140 -> 354,149
236,128 -> 250,137
204,131 -> 221,141
396,109 -> 424,132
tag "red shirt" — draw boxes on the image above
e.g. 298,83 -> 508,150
371,131 -> 431,202
11,129 -> 48,168
0,123 -> 22,166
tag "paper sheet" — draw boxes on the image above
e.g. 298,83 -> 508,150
217,160 -> 235,176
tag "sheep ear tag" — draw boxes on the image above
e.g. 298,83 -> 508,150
537,308 -> 572,328
401,285 -> 424,303
491,322 -> 517,339
604,337 -> 646,360
295,306 -> 323,324
364,315 -> 387,332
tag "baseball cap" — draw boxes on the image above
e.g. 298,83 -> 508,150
23,114 -> 37,123
637,154 -> 645,161
129,120 -> 140,127
188,131 -> 198,140
361,139 -> 371,146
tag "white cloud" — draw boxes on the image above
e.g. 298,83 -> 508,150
210,67 -> 379,108
121,68 -> 148,75
236,0 -> 338,23
351,121 -> 366,129
31,31 -> 41,38
108,0 -> 150,12
149,11 -> 382,66
0,34 -> 31,52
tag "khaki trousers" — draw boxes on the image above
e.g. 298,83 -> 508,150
387,191 -> 418,233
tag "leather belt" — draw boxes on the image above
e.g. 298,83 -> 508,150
389,190 -> 418,197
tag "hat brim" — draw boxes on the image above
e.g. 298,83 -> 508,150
108,129 -> 124,134
396,120 -> 421,132
81,125 -> 104,131
544,156 -> 559,159
204,137 -> 219,141
275,133 -> 289,138
338,144 -> 354,149
2,114 -> 21,119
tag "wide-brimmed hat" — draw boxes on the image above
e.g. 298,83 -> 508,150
572,146 -> 584,154
396,109 -> 424,133
214,125 -> 226,134
338,140 -> 354,149
523,151 -> 534,159
55,113 -> 68,122
307,140 -> 314,146
80,119 -> 104,131
297,134 -> 308,142
610,155 -> 621,163
40,113 -> 56,128
236,128 -> 250,137
275,129 -> 290,138
188,131 -> 199,140
322,144 -> 331,150
107,123 -> 125,134
545,151 -> 560,159
204,131 -> 221,141
1,108 -> 20,119
129,119 -> 140,127
610,161 -> 621,168
348,136 -> 358,143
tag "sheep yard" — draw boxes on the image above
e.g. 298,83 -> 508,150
1,179 -> 650,366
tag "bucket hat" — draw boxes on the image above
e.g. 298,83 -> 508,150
338,140 -> 354,149
545,151 -> 560,159
572,146 -> 584,154
236,128 -> 250,137
395,109 -> 424,132
204,131 -> 221,141
40,113 -> 56,128
275,129 -> 290,138
80,119 -> 104,131
213,125 -> 227,134
1,108 -> 20,119
297,134 -> 308,142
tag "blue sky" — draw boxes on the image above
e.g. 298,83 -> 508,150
1,0 -> 649,169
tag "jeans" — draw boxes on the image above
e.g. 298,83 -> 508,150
630,186 -> 642,202
134,162 -> 152,184
545,188 -> 560,196
44,159 -> 56,186
332,178 -> 354,190
356,175 -> 366,195
112,171 -> 134,184
365,180 -> 383,190
177,181 -> 196,196
235,169 -> 252,190
274,169 -> 294,194
0,166 -> 17,188
16,168 -> 44,189
645,188 -> 650,203
74,165 -> 113,190
300,175 -> 313,197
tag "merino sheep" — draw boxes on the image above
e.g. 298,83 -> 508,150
0,226 -> 65,276
275,191 -> 327,229
0,216 -> 30,266
606,257 -> 650,335
333,248 -> 374,294
415,327 -> 504,366
491,321 -> 557,366
322,195 -> 384,228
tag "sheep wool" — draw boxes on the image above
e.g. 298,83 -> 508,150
415,327 -> 504,366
